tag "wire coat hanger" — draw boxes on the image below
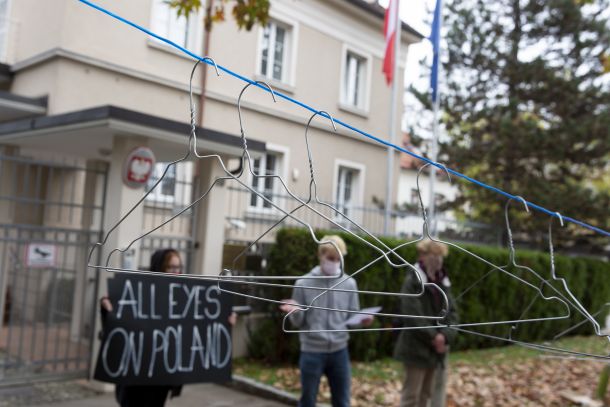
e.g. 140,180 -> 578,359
218,107 -> 452,322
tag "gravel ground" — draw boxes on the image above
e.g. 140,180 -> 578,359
0,380 -> 103,407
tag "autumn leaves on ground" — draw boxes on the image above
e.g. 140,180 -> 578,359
234,336 -> 610,406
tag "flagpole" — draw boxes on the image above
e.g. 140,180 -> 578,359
428,0 -> 443,238
428,83 -> 440,237
383,0 -> 401,236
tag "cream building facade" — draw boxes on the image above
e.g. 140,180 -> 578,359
0,0 -> 422,384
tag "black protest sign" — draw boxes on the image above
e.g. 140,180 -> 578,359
94,273 -> 232,385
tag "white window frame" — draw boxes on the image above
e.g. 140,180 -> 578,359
145,162 -> 193,205
247,144 -> 289,214
270,0 -> 409,66
339,44 -> 372,115
332,159 -> 365,222
255,13 -> 298,89
0,0 -> 12,64
149,0 -> 204,55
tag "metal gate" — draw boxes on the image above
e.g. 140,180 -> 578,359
0,152 -> 107,385
139,161 -> 197,273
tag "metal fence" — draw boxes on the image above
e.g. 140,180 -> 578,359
224,186 -> 501,245
0,152 -> 107,385
0,225 -> 102,385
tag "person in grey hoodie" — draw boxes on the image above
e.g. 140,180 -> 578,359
279,235 -> 372,407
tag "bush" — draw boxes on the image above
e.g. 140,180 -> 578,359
245,228 -> 610,363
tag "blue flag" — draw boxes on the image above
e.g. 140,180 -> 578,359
430,0 -> 442,103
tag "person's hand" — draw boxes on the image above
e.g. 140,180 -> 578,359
279,299 -> 299,313
432,333 -> 447,354
361,315 -> 374,327
228,312 -> 237,326
100,297 -> 113,312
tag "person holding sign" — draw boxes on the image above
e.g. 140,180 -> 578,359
279,235 -> 373,407
99,249 -> 236,407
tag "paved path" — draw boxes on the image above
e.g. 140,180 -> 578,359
37,383 -> 288,407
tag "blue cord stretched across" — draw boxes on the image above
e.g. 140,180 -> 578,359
77,0 -> 610,238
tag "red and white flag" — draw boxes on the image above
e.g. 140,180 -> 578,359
383,0 -> 399,85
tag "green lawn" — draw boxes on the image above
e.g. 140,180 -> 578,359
449,334 -> 609,365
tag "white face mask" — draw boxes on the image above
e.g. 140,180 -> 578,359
320,258 -> 341,276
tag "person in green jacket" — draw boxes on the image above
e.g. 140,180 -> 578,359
393,239 -> 458,407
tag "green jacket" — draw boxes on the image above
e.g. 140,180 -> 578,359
393,263 -> 458,369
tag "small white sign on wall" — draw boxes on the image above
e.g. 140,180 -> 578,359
25,243 -> 57,268
121,248 -> 136,271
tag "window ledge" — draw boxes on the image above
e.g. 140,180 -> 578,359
144,197 -> 176,205
337,102 -> 369,118
244,207 -> 285,221
253,74 -> 296,95
147,39 -> 196,61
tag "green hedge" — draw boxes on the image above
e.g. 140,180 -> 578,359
246,228 -> 610,363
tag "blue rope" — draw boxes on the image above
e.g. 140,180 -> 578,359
77,0 -> 610,238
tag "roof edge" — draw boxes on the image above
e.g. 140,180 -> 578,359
0,105 -> 266,152
341,0 -> 426,40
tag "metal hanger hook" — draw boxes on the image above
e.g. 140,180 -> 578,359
512,195 -> 530,213
189,57 -> 221,113
188,58 -> 220,152
304,110 -> 337,197
554,211 -> 564,227
545,210 -> 602,337
237,80 -> 277,160
504,196 -> 530,264
201,56 -> 220,77
237,80 -> 277,116
416,162 -> 452,238
548,212 -> 564,275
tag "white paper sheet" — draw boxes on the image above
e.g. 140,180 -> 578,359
345,306 -> 382,326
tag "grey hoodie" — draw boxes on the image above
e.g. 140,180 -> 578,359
288,265 -> 360,353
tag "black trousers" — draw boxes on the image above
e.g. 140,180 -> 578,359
115,385 -> 173,407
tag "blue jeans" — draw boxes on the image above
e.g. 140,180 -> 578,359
298,348 -> 351,407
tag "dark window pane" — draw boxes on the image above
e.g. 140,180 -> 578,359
265,154 -> 276,174
260,25 -> 271,75
250,158 -> 262,207
273,26 -> 285,81
161,165 -> 176,196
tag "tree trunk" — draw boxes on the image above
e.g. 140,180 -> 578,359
197,0 -> 215,127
